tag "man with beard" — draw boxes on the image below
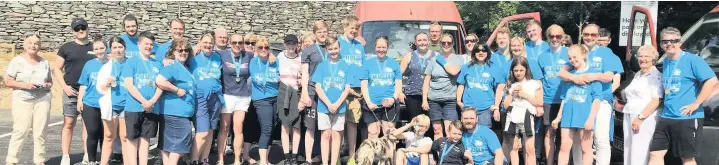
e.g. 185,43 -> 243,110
460,107 -> 505,165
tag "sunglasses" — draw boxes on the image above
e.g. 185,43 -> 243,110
476,48 -> 488,53
257,46 -> 270,50
661,39 -> 681,45
465,39 -> 478,43
175,48 -> 190,53
245,42 -> 256,46
74,25 -> 87,32
549,35 -> 563,39
231,41 -> 245,45
583,33 -> 598,37
441,41 -> 453,46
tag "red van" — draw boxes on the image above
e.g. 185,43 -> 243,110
355,1 -> 467,61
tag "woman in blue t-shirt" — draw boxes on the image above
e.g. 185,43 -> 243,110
551,45 -> 602,165
77,34 -> 111,164
188,31 -> 224,164
97,36 -> 128,165
360,36 -> 402,139
249,37 -> 280,165
155,39 -> 195,165
456,44 -> 506,127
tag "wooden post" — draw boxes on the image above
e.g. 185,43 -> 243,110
0,43 -> 16,57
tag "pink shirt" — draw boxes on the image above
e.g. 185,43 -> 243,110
278,51 -> 302,89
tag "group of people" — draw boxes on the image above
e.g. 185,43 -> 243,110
3,12 -> 718,165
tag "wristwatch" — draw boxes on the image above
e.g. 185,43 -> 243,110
638,114 -> 646,121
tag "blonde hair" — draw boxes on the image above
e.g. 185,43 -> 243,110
466,33 -> 479,40
545,24 -> 565,38
499,27 -> 511,35
526,20 -> 541,30
637,45 -> 660,63
254,36 -> 269,47
244,34 -> 256,43
510,37 -> 527,57
342,16 -> 360,28
569,44 -> 589,61
660,27 -> 682,39
413,114 -> 430,127
313,20 -> 329,33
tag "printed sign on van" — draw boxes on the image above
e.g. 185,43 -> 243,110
619,1 -> 658,46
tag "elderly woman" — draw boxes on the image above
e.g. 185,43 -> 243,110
4,33 -> 52,165
619,45 -> 662,165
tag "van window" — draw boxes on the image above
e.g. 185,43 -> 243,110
362,21 -> 466,61
682,16 -> 719,67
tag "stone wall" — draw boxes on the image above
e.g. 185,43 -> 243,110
0,1 -> 356,51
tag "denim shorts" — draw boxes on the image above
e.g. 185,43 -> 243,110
195,93 -> 222,132
159,115 -> 192,154
428,100 -> 458,121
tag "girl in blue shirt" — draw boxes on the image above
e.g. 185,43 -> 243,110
97,36 -> 128,165
249,37 -> 280,165
360,36 -> 402,139
77,34 -> 111,164
122,31 -> 163,165
456,44 -> 506,127
155,39 -> 195,165
312,37 -> 352,165
188,31 -> 224,164
551,45 -> 602,165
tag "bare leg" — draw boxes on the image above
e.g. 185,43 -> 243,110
395,149 -> 406,165
139,137 -> 151,165
218,113 -> 232,164
233,111 -> 246,164
61,116 -> 77,157
557,129 -> 573,165
367,122 -> 381,139
125,138 -> 139,165
305,128 -> 316,163
281,126 -> 291,154
119,119 -> 131,165
579,130 -> 594,165
192,132 -> 210,161
432,121 -> 443,140
100,118 -> 118,165
201,131 -> 215,160
511,136 -> 520,165
321,130 -> 331,165
648,150 -> 667,165
330,131 -> 343,165
292,128 -> 301,155
545,127 -> 557,165
525,135 -> 537,165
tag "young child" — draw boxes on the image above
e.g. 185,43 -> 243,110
313,36 -> 352,165
392,115 -> 432,165
431,121 -> 470,165
502,56 -> 543,165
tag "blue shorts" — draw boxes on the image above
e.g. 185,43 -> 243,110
428,100 -> 458,121
477,109 -> 493,127
194,92 -> 222,132
406,156 -> 420,165
159,115 -> 192,154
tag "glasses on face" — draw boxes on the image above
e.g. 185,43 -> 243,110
257,46 -> 270,50
74,25 -> 87,32
476,48 -> 488,53
465,39 -> 478,43
661,39 -> 681,45
231,41 -> 245,45
245,42 -> 256,46
175,48 -> 189,53
549,35 -> 563,39
441,41 -> 453,46
583,33 -> 598,37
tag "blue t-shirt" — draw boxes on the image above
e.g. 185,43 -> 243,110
122,55 -> 162,112
157,62 -> 196,117
119,33 -> 140,59
662,52 -> 716,119
457,63 -> 505,110
78,58 -> 106,108
359,57 -> 401,105
249,56 -> 280,100
312,60 -> 352,114
537,47 -> 570,104
462,125 -> 503,164
110,60 -> 128,110
154,41 -> 172,61
586,46 -> 624,101
188,51 -> 223,96
339,36 -> 365,87
525,41 -> 551,61
490,53 -> 512,74
559,69 -> 603,128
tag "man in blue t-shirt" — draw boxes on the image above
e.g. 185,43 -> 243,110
558,24 -> 624,165
460,107 -> 505,165
155,18 -> 185,63
524,20 -> 550,61
648,27 -> 718,165
119,14 -> 140,59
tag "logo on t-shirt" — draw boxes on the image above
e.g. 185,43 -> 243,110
566,85 -> 589,103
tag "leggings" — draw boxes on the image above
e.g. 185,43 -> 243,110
253,97 -> 277,149
82,105 -> 104,162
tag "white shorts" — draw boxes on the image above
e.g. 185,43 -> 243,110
317,113 -> 345,131
221,95 -> 251,113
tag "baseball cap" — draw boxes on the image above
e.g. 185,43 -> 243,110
284,34 -> 298,44
71,18 -> 88,29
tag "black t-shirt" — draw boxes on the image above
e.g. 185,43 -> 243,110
431,137 -> 467,165
300,43 -> 326,95
57,41 -> 94,88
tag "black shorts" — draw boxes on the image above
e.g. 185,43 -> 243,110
278,83 -> 301,129
125,111 -> 160,140
650,117 -> 704,159
361,101 -> 399,124
543,104 -> 561,125
302,95 -> 318,130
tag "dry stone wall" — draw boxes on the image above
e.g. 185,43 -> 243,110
0,1 -> 356,51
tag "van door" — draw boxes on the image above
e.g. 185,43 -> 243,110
624,6 -> 657,63
485,12 -> 541,46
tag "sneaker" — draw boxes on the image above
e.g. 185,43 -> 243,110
82,153 -> 89,164
110,153 -> 122,163
60,156 -> 70,165
225,145 -> 234,155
